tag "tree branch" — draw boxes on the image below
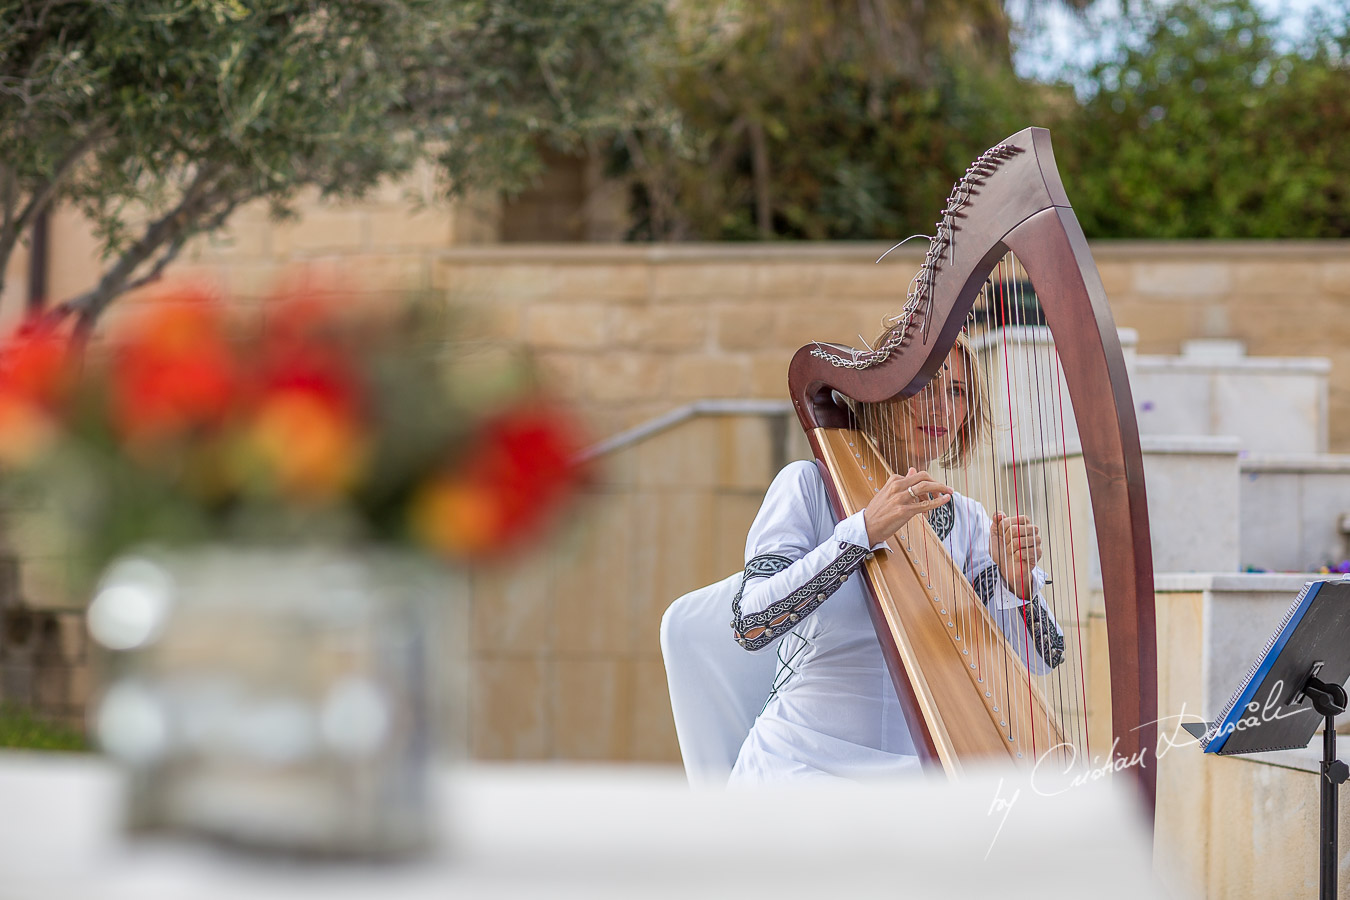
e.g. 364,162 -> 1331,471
0,125 -> 108,294
622,127 -> 687,239
121,195 -> 244,297
0,163 -> 16,243
747,118 -> 772,239
50,164 -> 224,339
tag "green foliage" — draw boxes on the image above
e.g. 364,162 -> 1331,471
0,0 -> 665,327
625,1 -> 1042,241
1054,0 -> 1350,238
629,0 -> 1350,241
0,703 -> 88,752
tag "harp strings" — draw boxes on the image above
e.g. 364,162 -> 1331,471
1005,254 -> 1051,763
1012,257 -> 1037,758
848,250 -> 1095,769
1028,258 -> 1087,766
950,251 -> 1092,767
1055,331 -> 1092,763
1010,255 -> 1040,761
998,251 -> 1091,767
968,280 -> 997,733
1020,260 -> 1059,760
992,256 -> 1024,753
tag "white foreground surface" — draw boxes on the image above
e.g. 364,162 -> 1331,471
0,751 -> 1166,899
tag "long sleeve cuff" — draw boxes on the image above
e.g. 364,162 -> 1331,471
841,510 -> 889,552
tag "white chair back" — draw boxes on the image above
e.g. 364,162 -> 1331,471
659,573 -> 778,787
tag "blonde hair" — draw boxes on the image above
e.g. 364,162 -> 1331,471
859,330 -> 990,471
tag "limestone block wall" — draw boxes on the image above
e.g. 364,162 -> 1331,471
6,195 -> 1350,762
423,242 -> 1350,456
1096,242 -> 1350,452
1133,350 -> 1330,454
17,195 -> 1350,446
6,175 -> 500,334
465,411 -> 808,763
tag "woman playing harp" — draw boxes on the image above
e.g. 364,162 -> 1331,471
729,331 -> 1065,785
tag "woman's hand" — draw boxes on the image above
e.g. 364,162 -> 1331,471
989,512 -> 1042,600
863,468 -> 953,546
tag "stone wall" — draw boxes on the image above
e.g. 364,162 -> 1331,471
4,194 -> 1350,758
466,412 -> 807,763
50,243 -> 1350,447
10,196 -> 1350,446
430,241 -> 1350,449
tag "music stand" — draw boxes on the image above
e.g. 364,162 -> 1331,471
1180,578 -> 1350,900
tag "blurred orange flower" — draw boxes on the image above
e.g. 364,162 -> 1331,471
247,391 -> 365,501
412,406 -> 587,558
110,294 -> 239,448
244,352 -> 366,501
410,481 -> 506,559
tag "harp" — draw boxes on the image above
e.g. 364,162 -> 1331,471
787,127 -> 1157,809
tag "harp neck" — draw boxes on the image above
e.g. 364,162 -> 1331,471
789,126 -> 1068,431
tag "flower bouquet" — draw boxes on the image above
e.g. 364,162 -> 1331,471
0,283 -> 585,570
0,281 -> 588,855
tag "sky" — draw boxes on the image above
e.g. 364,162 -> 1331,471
1009,0 -> 1344,84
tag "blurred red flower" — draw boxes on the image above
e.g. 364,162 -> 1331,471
412,406 -> 588,559
262,289 -> 338,349
110,293 -> 239,448
0,320 -> 72,466
0,320 -> 70,405
0,274 -> 591,566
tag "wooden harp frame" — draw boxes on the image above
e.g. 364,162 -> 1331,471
787,127 -> 1157,810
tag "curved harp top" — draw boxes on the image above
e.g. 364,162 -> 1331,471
788,126 -> 1158,813
789,126 -> 1071,427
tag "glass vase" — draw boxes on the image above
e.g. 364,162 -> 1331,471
87,546 -> 446,857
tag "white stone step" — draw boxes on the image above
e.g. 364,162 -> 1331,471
1133,347 -> 1329,455
971,329 -> 1328,456
952,435 -> 1242,624
1239,454 -> 1350,573
969,326 -> 1138,467
1138,436 -> 1242,574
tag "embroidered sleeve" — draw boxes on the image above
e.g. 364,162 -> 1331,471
732,461 -> 875,653
732,543 -> 870,651
971,564 -> 1065,670
1021,596 -> 1066,669
970,565 -> 1003,607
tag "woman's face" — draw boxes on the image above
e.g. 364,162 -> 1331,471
902,346 -> 969,466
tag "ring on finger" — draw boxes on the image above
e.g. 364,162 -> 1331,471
907,486 -> 919,501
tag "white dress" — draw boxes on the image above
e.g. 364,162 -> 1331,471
728,460 -> 1064,785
